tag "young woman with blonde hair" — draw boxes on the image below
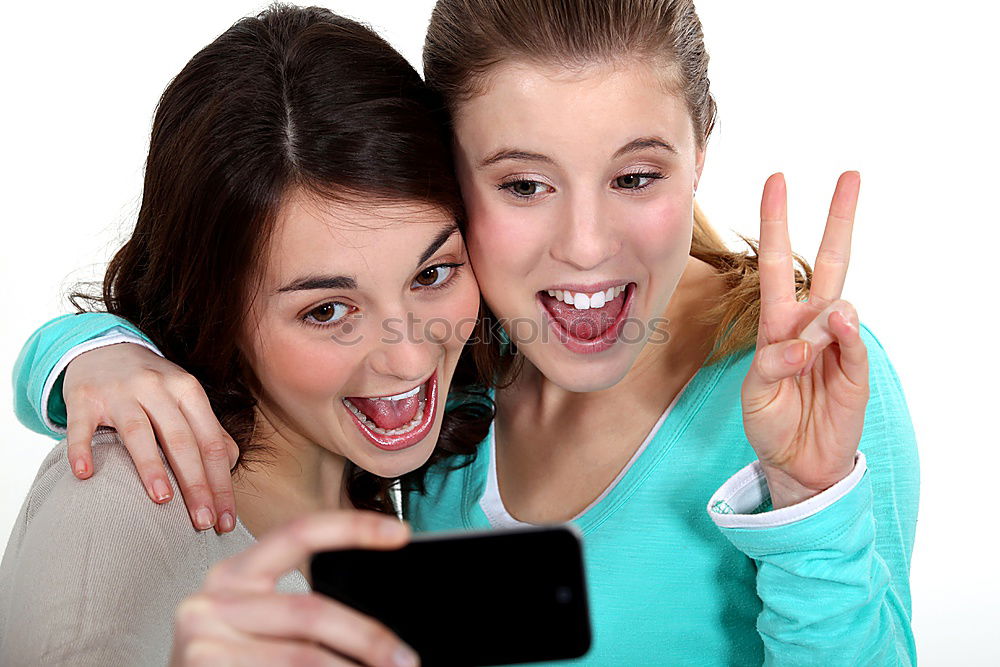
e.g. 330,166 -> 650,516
11,1 -> 917,664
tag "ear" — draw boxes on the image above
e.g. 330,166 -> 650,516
693,147 -> 706,193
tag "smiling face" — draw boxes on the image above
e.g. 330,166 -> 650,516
453,61 -> 705,392
241,190 -> 480,478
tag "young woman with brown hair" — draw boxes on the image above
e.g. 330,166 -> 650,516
10,1 -> 918,664
2,5 -> 488,665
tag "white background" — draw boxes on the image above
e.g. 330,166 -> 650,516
1,1 -> 997,662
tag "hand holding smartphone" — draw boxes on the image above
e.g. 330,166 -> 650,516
311,524 -> 591,666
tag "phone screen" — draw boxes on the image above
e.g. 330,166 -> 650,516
311,524 -> 591,666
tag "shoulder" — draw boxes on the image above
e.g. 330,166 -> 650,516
855,321 -> 915,425
420,388 -> 493,496
857,322 -> 907,389
404,430 -> 489,529
11,431 -> 205,559
0,431 -> 215,662
423,439 -> 487,496
853,321 -> 918,452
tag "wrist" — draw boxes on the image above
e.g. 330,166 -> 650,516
760,461 -> 856,510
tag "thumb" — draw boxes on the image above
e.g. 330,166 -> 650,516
748,339 -> 810,389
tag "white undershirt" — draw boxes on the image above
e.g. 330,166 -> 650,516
479,373 -> 697,528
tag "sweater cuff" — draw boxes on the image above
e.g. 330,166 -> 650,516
707,453 -> 874,557
42,328 -> 164,433
707,451 -> 866,529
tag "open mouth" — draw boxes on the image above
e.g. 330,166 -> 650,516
342,372 -> 438,451
538,282 -> 636,354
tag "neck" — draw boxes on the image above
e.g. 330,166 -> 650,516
232,406 -> 350,540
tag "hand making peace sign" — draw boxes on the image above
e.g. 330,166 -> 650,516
741,171 -> 870,509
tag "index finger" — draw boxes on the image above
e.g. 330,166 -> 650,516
204,511 -> 409,593
65,404 -> 100,480
758,173 -> 796,318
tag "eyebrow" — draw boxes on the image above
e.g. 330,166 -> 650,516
478,136 -> 678,169
277,274 -> 357,293
416,224 -> 460,268
612,137 -> 678,159
275,224 -> 459,294
478,149 -> 554,169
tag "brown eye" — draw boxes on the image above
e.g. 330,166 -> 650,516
501,179 -> 549,197
415,267 -> 440,286
511,181 -> 539,196
412,264 -> 457,289
306,302 -> 349,325
615,174 -> 647,189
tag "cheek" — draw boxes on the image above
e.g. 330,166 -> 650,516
465,191 -> 546,281
419,273 -> 483,352
250,323 -> 355,401
627,196 -> 693,264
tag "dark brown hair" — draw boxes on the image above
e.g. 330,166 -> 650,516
424,0 -> 813,384
75,3 -> 491,513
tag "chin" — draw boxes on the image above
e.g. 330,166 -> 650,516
351,432 -> 440,479
524,342 -> 639,393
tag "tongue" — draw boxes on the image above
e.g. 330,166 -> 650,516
543,290 -> 626,340
348,395 -> 420,430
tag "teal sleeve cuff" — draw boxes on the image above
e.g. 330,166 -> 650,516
12,313 -> 157,437
707,451 -> 868,542
717,464 -> 872,557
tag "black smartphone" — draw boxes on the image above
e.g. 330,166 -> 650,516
310,524 -> 591,666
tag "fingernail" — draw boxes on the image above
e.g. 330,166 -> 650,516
218,511 -> 235,533
152,479 -> 172,502
380,519 -> 406,539
194,507 -> 215,530
839,309 -> 857,332
393,645 -> 419,667
784,341 -> 808,365
73,458 -> 88,477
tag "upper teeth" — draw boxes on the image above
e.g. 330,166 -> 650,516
546,285 -> 627,310
384,386 -> 421,401
350,385 -> 422,403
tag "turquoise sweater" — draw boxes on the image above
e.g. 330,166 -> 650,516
12,313 -> 919,665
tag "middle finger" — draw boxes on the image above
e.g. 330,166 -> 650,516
807,171 -> 860,309
143,395 -> 219,531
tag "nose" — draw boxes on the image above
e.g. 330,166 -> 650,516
548,192 -> 622,270
366,318 -> 438,383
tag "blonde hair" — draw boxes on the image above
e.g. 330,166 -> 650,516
425,0 -> 812,368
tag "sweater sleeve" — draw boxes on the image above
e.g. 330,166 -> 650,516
706,323 -> 919,666
11,313 -> 161,437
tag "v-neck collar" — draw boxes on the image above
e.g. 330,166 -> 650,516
464,353 -> 736,535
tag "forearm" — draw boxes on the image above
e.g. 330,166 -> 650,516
709,454 -> 916,665
751,479 -> 913,665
